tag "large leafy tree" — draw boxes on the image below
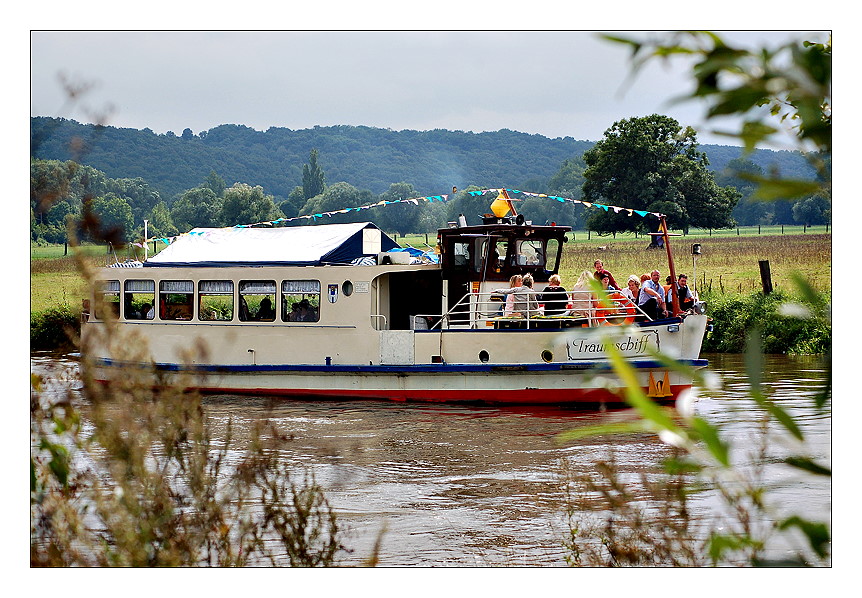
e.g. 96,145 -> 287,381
375,182 -> 423,235
170,186 -> 222,231
582,114 -> 739,239
300,182 -> 373,225
219,183 -> 282,227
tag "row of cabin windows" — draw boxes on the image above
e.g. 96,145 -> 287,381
96,280 -> 321,323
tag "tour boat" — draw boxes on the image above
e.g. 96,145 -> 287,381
82,192 -> 709,406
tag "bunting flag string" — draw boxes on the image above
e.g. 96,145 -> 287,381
145,188 -> 663,246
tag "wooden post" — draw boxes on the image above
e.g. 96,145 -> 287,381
759,260 -> 773,294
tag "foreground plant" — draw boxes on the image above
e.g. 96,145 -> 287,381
31,318 -> 349,567
559,294 -> 830,566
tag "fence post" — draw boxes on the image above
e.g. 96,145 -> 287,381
759,260 -> 773,295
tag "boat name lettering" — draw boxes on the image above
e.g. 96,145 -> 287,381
567,335 -> 652,358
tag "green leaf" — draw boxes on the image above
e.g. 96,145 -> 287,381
779,516 -> 830,560
689,416 -> 730,466
784,456 -> 831,477
557,420 -> 649,443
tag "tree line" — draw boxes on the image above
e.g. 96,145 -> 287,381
30,115 -> 830,245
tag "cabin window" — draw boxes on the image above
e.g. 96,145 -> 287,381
452,241 -> 470,270
281,280 -> 320,323
512,239 -> 545,267
124,280 -> 155,320
492,238 -> 508,273
198,280 -> 234,321
159,280 -> 194,321
239,280 -> 276,322
545,238 -> 560,272
95,280 -> 120,320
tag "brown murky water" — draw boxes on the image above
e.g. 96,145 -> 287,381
31,352 -> 830,566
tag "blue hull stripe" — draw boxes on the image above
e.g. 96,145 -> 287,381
95,358 -> 709,374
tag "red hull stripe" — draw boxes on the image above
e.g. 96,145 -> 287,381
191,384 -> 690,404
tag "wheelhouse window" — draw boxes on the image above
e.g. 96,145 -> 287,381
124,280 -> 155,320
282,280 -> 320,322
452,241 -> 470,270
159,280 -> 194,321
239,280 -> 276,322
544,238 -> 561,272
95,280 -> 120,320
198,280 -> 234,321
512,238 -> 545,267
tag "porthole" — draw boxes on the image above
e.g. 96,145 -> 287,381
541,350 -> 553,363
478,350 -> 490,363
342,281 -> 354,296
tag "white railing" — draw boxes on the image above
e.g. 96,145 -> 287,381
422,290 -> 650,330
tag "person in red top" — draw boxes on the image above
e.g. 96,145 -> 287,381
593,259 -> 619,290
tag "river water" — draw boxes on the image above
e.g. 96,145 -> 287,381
30,352 -> 831,567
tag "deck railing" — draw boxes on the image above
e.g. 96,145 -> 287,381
420,290 -> 651,330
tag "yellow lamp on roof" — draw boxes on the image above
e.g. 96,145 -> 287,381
490,192 -> 511,218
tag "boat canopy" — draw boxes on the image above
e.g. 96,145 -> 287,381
144,222 -> 399,267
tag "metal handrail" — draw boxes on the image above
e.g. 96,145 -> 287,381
424,289 -> 651,330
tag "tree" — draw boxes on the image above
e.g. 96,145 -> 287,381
148,201 -> 179,238
300,182 -> 373,225
87,193 -> 134,243
279,186 -> 306,220
302,149 -> 326,200
203,170 -> 226,197
375,182 -> 423,235
581,114 -> 739,240
170,186 -> 222,231
792,193 -> 831,226
219,183 -> 282,227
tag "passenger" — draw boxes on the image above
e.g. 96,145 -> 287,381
492,274 -> 523,316
668,274 -> 696,312
592,272 -> 614,312
288,302 -> 302,321
637,269 -> 667,320
511,274 -> 539,319
662,276 -> 673,303
620,275 -> 640,307
141,303 -> 154,320
257,296 -> 275,321
593,259 -> 619,290
297,299 -> 312,322
539,274 -> 569,316
570,270 -> 594,319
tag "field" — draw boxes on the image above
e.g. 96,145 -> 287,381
400,226 -> 832,296
30,228 -> 832,313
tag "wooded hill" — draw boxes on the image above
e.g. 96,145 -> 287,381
31,117 -> 816,204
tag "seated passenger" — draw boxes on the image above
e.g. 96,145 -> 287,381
593,260 -> 619,290
511,274 -> 539,318
492,275 -> 523,316
667,274 -> 696,312
539,274 -> 569,316
257,296 -> 275,321
570,270 -> 594,320
637,270 -> 667,320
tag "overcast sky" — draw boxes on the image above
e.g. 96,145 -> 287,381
30,30 -> 828,147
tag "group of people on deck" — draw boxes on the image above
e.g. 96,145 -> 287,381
493,258 -> 696,323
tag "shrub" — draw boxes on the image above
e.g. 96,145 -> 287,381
701,289 -> 831,354
30,305 -> 80,351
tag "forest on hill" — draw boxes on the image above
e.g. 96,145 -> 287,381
31,117 -> 816,202
30,116 -> 827,243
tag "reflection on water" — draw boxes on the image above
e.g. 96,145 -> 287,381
31,352 -> 830,566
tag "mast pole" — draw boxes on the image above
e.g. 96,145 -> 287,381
660,216 -> 681,316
